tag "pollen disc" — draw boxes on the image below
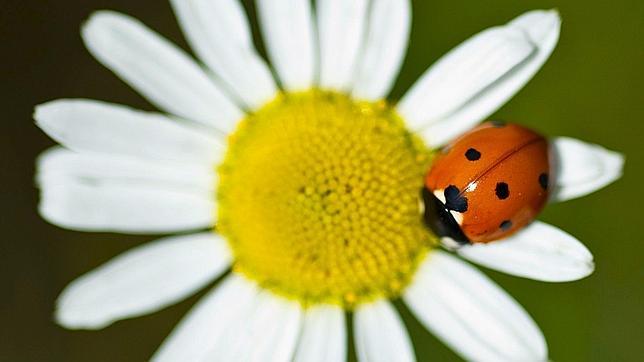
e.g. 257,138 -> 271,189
217,90 -> 435,307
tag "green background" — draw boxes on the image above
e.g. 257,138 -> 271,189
1,0 -> 642,360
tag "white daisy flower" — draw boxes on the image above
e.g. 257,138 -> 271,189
35,1 -> 624,361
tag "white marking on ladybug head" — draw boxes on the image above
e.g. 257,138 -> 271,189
433,189 -> 446,204
450,210 -> 464,226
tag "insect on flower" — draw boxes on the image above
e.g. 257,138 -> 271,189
423,121 -> 553,246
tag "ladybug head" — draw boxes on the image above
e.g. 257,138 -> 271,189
421,187 -> 470,246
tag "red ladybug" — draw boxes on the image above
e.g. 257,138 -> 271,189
422,121 -> 552,245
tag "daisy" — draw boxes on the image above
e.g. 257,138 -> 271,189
35,1 -> 624,361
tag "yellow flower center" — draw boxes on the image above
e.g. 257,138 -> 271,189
217,90 -> 436,308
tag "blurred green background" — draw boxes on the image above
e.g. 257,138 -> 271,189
1,0 -> 642,360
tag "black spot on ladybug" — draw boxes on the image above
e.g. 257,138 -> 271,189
465,148 -> 481,161
444,185 -> 460,199
500,220 -> 512,231
444,185 -> 468,213
495,182 -> 510,200
490,120 -> 507,127
539,173 -> 549,190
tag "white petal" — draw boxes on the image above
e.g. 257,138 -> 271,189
153,274 -> 258,361
82,11 -> 243,131
39,180 -> 214,233
56,233 -> 231,330
35,99 -> 224,164
317,0 -> 369,91
354,300 -> 415,362
399,23 -> 534,142
170,0 -> 277,109
256,0 -> 317,91
201,290 -> 303,362
352,0 -> 411,100
36,147 -> 216,193
399,10 -> 560,147
293,305 -> 347,362
404,251 -> 547,361
399,26 -> 534,128
551,137 -> 624,202
458,221 -> 594,282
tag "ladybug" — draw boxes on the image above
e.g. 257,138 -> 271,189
422,121 -> 553,245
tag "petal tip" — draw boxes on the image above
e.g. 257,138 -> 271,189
33,101 -> 57,124
562,259 -> 595,282
550,246 -> 596,283
564,249 -> 595,282
552,137 -> 625,201
605,148 -> 626,173
33,104 -> 49,129
37,192 -> 67,228
34,108 -> 58,141
81,10 -> 114,33
54,296 -> 112,330
510,9 -> 561,44
33,100 -> 75,142
84,9 -> 122,24
81,10 -> 130,48
522,8 -> 561,23
55,312 -> 112,331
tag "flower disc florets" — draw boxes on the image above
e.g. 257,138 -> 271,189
217,90 -> 435,307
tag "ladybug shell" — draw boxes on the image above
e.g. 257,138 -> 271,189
424,122 -> 552,244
